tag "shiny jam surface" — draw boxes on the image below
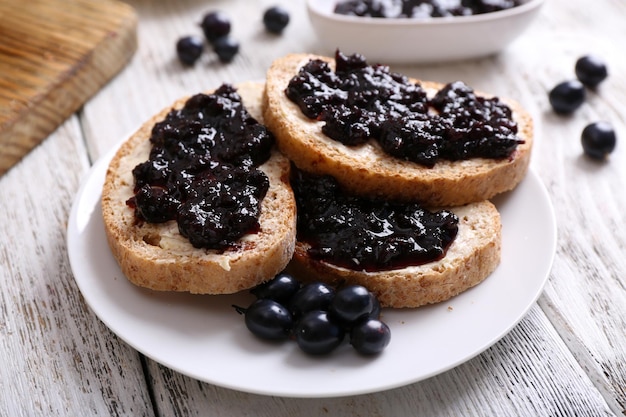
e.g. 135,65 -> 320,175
286,51 -> 524,167
128,84 -> 274,250
292,169 -> 459,272
334,0 -> 524,18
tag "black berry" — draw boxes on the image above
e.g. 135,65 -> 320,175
201,11 -> 231,43
575,55 -> 608,88
289,282 -> 335,318
350,318 -> 391,355
213,36 -> 240,63
329,285 -> 374,325
294,310 -> 345,355
176,36 -> 204,66
549,80 -> 586,114
243,299 -> 293,340
263,6 -> 290,34
251,272 -> 300,304
581,122 -> 616,160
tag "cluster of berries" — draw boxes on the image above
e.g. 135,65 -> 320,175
234,273 -> 391,356
176,6 -> 290,65
548,55 -> 616,160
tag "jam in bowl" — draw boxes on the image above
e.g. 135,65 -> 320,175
306,0 -> 545,64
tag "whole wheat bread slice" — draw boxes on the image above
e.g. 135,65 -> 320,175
101,82 -> 297,294
286,200 -> 501,308
263,53 -> 533,206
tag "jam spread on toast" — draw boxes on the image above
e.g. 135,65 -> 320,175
286,51 -> 523,167
334,0 -> 523,18
127,84 -> 274,250
292,169 -> 459,272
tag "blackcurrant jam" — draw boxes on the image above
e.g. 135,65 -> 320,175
334,0 -> 523,18
128,84 -> 274,250
286,51 -> 523,167
292,169 -> 459,272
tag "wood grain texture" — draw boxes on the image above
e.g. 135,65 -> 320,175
0,0 -> 137,175
0,118 -> 153,416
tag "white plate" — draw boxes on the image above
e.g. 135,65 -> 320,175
67,144 -> 556,398
307,0 -> 545,64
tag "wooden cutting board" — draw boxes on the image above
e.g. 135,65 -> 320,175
0,0 -> 137,176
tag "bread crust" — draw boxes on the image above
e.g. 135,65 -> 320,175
286,200 -> 501,308
101,82 -> 297,294
263,53 -> 533,206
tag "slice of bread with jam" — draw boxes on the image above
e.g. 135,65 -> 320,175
101,82 -> 297,294
285,168 -> 502,308
263,51 -> 533,206
287,200 -> 501,308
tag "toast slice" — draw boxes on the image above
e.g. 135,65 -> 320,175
101,82 -> 297,294
286,199 -> 501,308
263,52 -> 533,206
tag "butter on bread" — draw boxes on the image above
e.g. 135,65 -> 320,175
262,53 -> 533,206
101,82 -> 297,294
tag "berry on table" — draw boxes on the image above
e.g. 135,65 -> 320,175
201,11 -> 231,43
263,6 -> 290,34
575,55 -> 608,88
549,80 -> 586,114
213,36 -> 240,63
176,36 -> 204,66
581,121 -> 616,160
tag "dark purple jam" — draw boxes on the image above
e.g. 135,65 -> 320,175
292,169 -> 459,272
334,0 -> 524,18
128,84 -> 274,250
286,51 -> 523,167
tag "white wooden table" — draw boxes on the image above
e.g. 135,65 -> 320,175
1,0 -> 625,415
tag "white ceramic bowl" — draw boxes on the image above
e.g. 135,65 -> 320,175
306,0 -> 545,64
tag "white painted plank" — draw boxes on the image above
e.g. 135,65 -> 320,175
0,119 -> 154,416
